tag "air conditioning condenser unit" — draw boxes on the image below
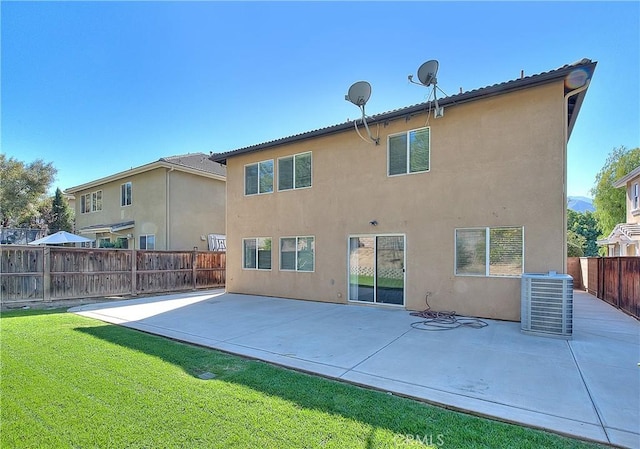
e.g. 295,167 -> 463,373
521,272 -> 573,338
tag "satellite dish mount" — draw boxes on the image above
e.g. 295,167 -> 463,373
408,59 -> 445,118
345,81 -> 379,145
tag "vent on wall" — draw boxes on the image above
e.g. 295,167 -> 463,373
521,273 -> 573,338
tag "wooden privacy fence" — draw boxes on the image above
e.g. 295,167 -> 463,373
572,256 -> 639,320
1,246 -> 225,304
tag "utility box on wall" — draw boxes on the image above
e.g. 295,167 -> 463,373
521,272 -> 573,338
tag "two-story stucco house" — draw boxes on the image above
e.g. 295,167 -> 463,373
66,153 -> 226,250
211,59 -> 596,321
597,165 -> 640,256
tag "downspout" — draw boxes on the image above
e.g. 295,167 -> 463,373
166,167 -> 174,249
563,81 -> 590,273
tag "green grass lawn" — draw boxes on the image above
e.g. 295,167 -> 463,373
1,309 -> 604,449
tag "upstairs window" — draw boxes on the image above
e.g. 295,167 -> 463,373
278,152 -> 312,191
81,190 -> 102,213
388,127 -> 430,176
92,191 -> 102,212
140,234 -> 155,250
455,227 -> 523,277
245,160 -> 274,195
81,194 -> 90,214
121,182 -> 132,206
633,183 -> 639,210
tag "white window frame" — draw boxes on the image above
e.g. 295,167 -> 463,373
81,193 -> 90,214
347,234 -> 406,306
242,237 -> 272,270
277,152 -> 312,191
81,190 -> 102,214
244,160 -> 274,196
454,226 -> 524,278
92,190 -> 102,212
139,234 -> 155,250
121,182 -> 132,207
279,236 -> 315,272
387,126 -> 430,177
633,182 -> 639,210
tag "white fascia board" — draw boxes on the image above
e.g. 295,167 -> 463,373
65,161 -> 224,193
613,166 -> 640,188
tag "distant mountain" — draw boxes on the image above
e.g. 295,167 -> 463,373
568,196 -> 595,213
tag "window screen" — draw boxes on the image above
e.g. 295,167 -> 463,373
455,227 -> 523,277
280,236 -> 314,272
278,157 -> 294,190
489,227 -> 523,276
243,238 -> 271,270
455,228 -> 487,276
121,182 -> 132,206
278,152 -> 312,191
245,161 -> 273,195
388,127 -> 429,176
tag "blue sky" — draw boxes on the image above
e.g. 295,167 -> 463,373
2,1 -> 639,198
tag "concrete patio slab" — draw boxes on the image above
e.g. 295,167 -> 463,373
70,290 -> 639,448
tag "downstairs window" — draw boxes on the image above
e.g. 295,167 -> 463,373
455,227 -> 523,277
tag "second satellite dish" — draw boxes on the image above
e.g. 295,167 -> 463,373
345,81 -> 379,145
409,59 -> 445,118
417,60 -> 439,86
345,81 -> 372,106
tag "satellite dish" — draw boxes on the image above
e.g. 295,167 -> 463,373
344,81 -> 378,145
345,81 -> 372,106
409,59 -> 445,119
416,60 -> 439,86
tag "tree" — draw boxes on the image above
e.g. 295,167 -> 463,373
0,155 -> 57,227
591,146 -> 640,237
49,188 -> 73,233
567,209 -> 600,256
567,230 -> 586,257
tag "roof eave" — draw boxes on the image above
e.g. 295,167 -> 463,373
211,60 -> 597,165
78,220 -> 135,235
613,166 -> 640,188
567,87 -> 588,140
65,160 -> 225,193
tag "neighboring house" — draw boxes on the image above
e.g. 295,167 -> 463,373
63,192 -> 76,217
65,153 -> 226,250
597,165 -> 640,256
211,59 -> 596,321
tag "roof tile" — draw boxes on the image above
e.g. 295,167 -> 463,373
160,153 -> 226,176
212,58 -> 596,164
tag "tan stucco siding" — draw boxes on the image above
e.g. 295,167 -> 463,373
225,81 -> 568,321
168,170 -> 226,250
73,169 -> 168,247
72,168 -> 225,250
625,174 -> 640,224
131,170 -> 169,249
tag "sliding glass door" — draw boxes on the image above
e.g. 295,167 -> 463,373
348,235 -> 404,306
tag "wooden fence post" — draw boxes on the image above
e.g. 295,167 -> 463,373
598,257 -> 604,299
131,247 -> 137,296
4,247 -> 225,303
617,257 -> 622,309
43,246 -> 51,302
192,247 -> 198,290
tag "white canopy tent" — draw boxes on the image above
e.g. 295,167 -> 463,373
28,231 -> 94,246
